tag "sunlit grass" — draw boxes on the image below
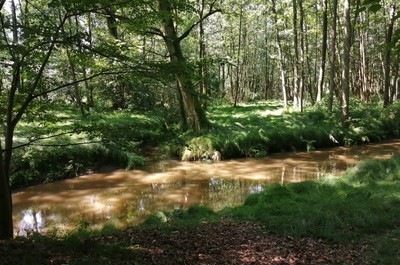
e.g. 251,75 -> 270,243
141,157 -> 400,264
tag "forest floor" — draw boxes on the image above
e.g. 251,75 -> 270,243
0,220 -> 372,265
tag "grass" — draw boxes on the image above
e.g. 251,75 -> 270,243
177,98 -> 400,160
137,157 -> 400,264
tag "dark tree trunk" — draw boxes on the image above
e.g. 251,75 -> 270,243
0,140 -> 13,240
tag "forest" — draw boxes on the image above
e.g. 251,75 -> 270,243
1,0 -> 400,263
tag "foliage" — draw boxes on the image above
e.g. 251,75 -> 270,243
178,99 -> 400,159
10,108 -> 170,189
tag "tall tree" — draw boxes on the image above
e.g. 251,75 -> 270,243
383,4 -> 397,106
156,0 -> 219,132
0,0 -> 125,238
328,0 -> 338,112
341,0 -> 352,126
271,0 -> 288,108
317,0 -> 328,102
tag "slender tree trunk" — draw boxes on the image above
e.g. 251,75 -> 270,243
317,0 -> 328,102
198,0 -> 208,108
271,0 -> 288,108
299,0 -> 305,112
292,0 -> 300,109
341,0 -> 352,127
359,12 -> 369,101
383,4 -> 396,107
234,3 -> 243,107
328,0 -> 338,112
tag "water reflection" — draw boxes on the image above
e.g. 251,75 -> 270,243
12,140 -> 400,235
18,209 -> 45,236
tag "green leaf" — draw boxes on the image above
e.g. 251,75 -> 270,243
368,4 -> 382,13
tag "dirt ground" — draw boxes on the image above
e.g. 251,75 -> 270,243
0,220 -> 373,265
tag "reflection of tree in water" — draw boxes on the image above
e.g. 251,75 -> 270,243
17,209 -> 45,236
208,178 -> 265,210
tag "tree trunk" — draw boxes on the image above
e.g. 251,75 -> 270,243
292,0 -> 300,109
328,0 -> 338,112
341,0 -> 352,127
198,0 -> 208,108
158,0 -> 210,132
0,140 -> 13,239
383,4 -> 396,107
317,0 -> 328,102
359,12 -> 369,102
271,0 -> 288,108
298,0 -> 305,112
234,3 -> 243,107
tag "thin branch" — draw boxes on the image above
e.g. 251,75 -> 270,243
32,69 -> 130,99
0,0 -> 5,12
4,131 -> 75,151
147,27 -> 165,37
31,141 -> 105,147
178,8 -> 221,41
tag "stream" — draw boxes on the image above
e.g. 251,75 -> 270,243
12,139 -> 400,236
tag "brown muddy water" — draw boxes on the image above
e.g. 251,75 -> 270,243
12,140 -> 400,236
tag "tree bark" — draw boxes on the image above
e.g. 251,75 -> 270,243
317,0 -> 328,102
341,0 -> 352,127
359,12 -> 369,102
328,0 -> 338,112
234,3 -> 243,107
298,0 -> 305,112
292,0 -> 300,109
0,140 -> 13,239
271,0 -> 288,108
383,4 -> 396,107
198,0 -> 208,108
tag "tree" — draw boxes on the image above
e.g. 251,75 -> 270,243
341,0 -> 352,127
0,0 -> 75,238
383,4 -> 397,106
317,0 -> 328,102
271,0 -> 288,108
0,0 -> 126,239
154,0 -> 220,131
328,0 -> 338,112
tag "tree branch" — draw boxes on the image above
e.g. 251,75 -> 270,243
32,69 -> 130,99
0,0 -> 5,12
178,8 -> 221,41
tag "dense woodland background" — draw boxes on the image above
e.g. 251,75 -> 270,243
0,0 -> 399,239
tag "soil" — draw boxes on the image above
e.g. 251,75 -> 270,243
0,220 -> 372,265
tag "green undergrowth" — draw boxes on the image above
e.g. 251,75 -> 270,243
10,108 -> 169,190
180,99 -> 400,159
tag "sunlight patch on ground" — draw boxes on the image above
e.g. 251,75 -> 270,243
256,108 -> 284,117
